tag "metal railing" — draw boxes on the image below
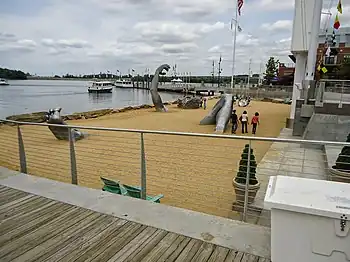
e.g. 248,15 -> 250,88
1,119 -> 349,224
319,79 -> 350,106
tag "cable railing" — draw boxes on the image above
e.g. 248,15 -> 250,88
0,119 -> 349,224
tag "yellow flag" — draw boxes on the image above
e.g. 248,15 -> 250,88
322,67 -> 328,73
337,0 -> 342,14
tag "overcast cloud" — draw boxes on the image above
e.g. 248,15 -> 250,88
0,0 -> 350,76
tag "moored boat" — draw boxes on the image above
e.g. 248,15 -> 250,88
88,81 -> 113,93
0,78 -> 9,86
114,79 -> 133,88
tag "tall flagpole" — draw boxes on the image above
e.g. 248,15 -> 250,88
230,1 -> 239,89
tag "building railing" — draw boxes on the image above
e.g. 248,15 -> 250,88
317,79 -> 350,106
1,119 -> 349,224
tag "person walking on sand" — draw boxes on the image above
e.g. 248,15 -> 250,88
251,112 -> 260,135
231,109 -> 238,134
239,110 -> 248,134
203,97 -> 207,110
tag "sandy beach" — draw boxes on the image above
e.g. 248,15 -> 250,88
0,99 -> 290,218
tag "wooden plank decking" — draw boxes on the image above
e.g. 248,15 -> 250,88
0,185 -> 270,262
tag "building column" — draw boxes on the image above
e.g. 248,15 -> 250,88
304,0 -> 323,81
289,52 -> 307,120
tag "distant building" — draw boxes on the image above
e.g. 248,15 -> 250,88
279,27 -> 350,81
317,27 -> 350,66
278,63 -> 295,78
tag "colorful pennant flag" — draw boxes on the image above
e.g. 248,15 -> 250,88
317,62 -> 328,74
337,0 -> 342,14
334,14 -> 340,30
238,0 -> 244,16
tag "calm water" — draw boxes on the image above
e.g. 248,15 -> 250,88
0,80 -> 182,118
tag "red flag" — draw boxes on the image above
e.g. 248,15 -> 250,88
238,0 -> 244,16
334,14 -> 340,30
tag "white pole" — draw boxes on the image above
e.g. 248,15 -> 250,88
247,58 -> 252,88
259,62 -> 263,86
230,1 -> 239,89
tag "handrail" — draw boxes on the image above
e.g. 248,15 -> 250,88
1,119 -> 349,147
320,79 -> 350,82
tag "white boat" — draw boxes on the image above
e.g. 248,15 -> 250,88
0,79 -> 9,86
114,79 -> 133,88
88,81 -> 113,93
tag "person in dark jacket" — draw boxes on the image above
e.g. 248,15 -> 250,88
231,109 -> 238,134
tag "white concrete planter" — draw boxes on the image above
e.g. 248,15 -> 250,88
265,176 -> 350,262
329,168 -> 350,183
232,179 -> 260,206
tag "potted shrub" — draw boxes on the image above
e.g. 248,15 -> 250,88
233,144 -> 260,206
330,133 -> 350,183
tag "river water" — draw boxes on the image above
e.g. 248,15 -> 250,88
0,80 -> 182,118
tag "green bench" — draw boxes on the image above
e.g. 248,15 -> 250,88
100,177 -> 164,203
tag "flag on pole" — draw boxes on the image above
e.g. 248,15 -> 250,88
238,0 -> 244,16
334,14 -> 340,29
337,0 -> 342,14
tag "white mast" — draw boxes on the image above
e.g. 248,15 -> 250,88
230,1 -> 240,89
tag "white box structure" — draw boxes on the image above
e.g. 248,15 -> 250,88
265,176 -> 350,262
291,0 -> 318,52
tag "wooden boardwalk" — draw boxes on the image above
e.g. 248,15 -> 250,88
0,186 -> 270,262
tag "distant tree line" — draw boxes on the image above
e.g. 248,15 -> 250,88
0,68 -> 29,80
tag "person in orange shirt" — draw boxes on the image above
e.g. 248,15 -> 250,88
251,112 -> 260,135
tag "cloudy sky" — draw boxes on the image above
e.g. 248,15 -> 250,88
1,0 -> 350,76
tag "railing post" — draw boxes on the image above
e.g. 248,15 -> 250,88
242,140 -> 252,222
68,127 -> 78,185
17,125 -> 27,173
140,132 -> 147,200
339,80 -> 344,108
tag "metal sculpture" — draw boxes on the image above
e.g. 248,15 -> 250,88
177,96 -> 201,109
150,64 -> 171,112
200,96 -> 226,125
45,108 -> 85,140
200,94 -> 233,133
215,94 -> 233,133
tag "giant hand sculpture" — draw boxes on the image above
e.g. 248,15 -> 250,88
200,94 -> 233,133
45,108 -> 85,140
215,94 -> 233,133
150,64 -> 171,112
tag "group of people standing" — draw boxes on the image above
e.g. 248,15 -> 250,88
231,110 -> 260,135
200,97 -> 207,110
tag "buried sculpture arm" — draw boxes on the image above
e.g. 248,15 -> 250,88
150,64 -> 170,112
215,94 -> 233,133
199,95 -> 225,125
